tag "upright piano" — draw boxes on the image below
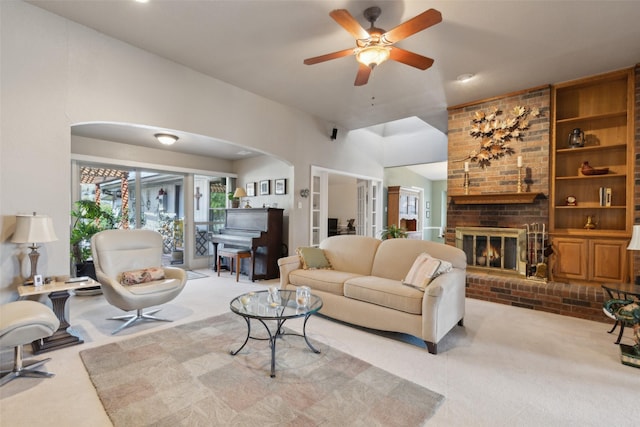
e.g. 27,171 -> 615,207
209,208 -> 283,281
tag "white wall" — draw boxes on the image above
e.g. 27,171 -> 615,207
329,180 -> 358,229
0,1 -> 385,302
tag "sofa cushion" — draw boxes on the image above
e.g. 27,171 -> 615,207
320,235 -> 381,275
403,253 -> 453,291
296,247 -> 332,270
403,253 -> 441,291
289,269 -> 362,296
344,276 -> 423,315
371,238 -> 466,281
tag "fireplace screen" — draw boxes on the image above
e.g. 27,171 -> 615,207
456,227 -> 527,276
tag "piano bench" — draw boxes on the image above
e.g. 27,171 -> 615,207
217,248 -> 252,282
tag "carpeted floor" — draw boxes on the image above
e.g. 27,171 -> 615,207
186,270 -> 209,281
80,312 -> 444,426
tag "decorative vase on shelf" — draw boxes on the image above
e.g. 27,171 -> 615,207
584,215 -> 596,230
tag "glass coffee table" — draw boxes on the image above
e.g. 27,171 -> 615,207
229,289 -> 323,377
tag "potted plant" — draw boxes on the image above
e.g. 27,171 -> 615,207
70,199 -> 117,280
228,191 -> 240,208
380,224 -> 408,240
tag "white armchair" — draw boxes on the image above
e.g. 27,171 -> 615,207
91,229 -> 187,334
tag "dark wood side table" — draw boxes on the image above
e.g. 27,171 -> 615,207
17,278 -> 98,354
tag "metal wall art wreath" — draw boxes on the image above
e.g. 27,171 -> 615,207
467,106 -> 540,168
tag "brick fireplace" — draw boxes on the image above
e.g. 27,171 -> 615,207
455,226 -> 527,276
445,86 -> 607,322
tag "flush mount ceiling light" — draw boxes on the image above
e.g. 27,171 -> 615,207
456,73 -> 475,82
154,133 -> 178,145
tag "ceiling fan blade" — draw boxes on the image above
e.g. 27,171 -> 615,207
383,9 -> 442,43
354,63 -> 372,86
389,47 -> 434,70
330,9 -> 370,40
304,48 -> 355,65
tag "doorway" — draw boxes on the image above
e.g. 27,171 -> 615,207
310,166 -> 382,246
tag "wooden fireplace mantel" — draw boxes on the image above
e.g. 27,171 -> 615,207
450,192 -> 544,205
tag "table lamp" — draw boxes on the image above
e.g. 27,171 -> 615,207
628,224 -> 640,285
233,187 -> 250,208
11,212 -> 58,283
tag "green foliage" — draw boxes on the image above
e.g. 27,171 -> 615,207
380,224 -> 408,240
70,200 -> 117,264
208,192 -> 227,206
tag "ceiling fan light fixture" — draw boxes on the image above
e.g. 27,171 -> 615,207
355,45 -> 391,68
154,133 -> 178,145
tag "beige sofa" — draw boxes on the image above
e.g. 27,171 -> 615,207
278,235 -> 467,354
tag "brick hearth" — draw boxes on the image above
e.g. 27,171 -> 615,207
466,272 -> 607,323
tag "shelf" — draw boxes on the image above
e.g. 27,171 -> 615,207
555,111 -> 627,124
450,192 -> 544,205
550,229 -> 630,238
555,173 -> 625,180
556,143 -> 627,154
554,205 -> 626,209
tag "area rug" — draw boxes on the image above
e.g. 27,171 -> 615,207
186,270 -> 208,281
80,312 -> 444,426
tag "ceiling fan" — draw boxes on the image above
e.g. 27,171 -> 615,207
304,7 -> 442,86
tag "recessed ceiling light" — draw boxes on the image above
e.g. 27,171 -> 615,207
456,73 -> 475,82
134,0 -> 149,4
154,133 -> 178,145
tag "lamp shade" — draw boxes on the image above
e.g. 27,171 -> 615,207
11,214 -> 58,244
627,225 -> 640,250
233,187 -> 247,198
356,45 -> 391,67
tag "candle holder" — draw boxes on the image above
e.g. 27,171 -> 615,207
517,166 -> 523,193
464,172 -> 469,195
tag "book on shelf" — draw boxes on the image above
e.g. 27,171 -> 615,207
598,187 -> 612,207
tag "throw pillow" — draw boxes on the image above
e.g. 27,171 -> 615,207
121,267 -> 165,286
296,247 -> 332,270
402,253 -> 452,291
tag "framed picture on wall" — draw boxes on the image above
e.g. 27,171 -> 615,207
260,180 -> 270,195
275,178 -> 286,195
246,182 -> 256,197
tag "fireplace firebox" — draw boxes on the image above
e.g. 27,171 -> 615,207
455,227 -> 527,276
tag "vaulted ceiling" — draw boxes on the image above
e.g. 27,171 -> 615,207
28,0 -> 640,172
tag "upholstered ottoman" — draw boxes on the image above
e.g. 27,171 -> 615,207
0,300 -> 60,386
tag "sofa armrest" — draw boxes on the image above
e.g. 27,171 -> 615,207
278,255 -> 302,289
421,268 -> 466,343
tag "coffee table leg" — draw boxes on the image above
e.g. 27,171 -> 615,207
303,314 -> 321,354
230,317 -> 252,356
267,319 -> 283,378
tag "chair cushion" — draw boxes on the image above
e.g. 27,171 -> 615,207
0,301 -> 60,348
296,247 -> 332,270
121,267 -> 165,285
125,278 -> 184,295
